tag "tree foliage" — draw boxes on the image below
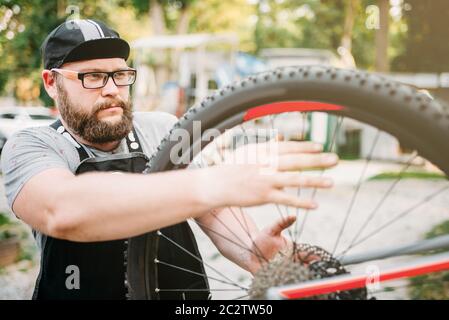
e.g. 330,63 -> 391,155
253,0 -> 377,69
1,0 -> 442,105
0,0 -> 111,103
130,0 -> 196,33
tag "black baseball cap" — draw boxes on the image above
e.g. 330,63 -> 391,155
41,19 -> 130,70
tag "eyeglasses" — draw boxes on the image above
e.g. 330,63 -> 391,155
51,68 -> 137,89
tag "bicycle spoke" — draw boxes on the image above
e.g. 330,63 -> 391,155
338,152 -> 419,258
199,125 -> 269,266
229,206 -> 268,264
331,129 -> 381,254
238,124 -> 292,260
293,112 -> 308,243
273,203 -> 295,242
340,184 -> 449,253
157,231 -> 246,290
209,209 -> 262,250
340,234 -> 449,265
265,115 -> 296,244
156,259 -> 248,290
301,112 -> 308,141
295,116 -> 343,247
194,218 -> 268,263
192,138 -> 268,267
293,187 -> 302,242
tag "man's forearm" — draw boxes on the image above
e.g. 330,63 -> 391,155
47,169 -> 217,242
15,141 -> 336,243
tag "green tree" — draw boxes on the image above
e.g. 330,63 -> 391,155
253,0 -> 377,69
0,0 -> 114,104
0,0 -> 60,99
130,0 -> 197,34
374,0 -> 389,71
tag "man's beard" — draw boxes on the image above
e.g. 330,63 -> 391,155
55,82 -> 133,144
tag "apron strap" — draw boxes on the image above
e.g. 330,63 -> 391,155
50,119 -> 144,161
125,128 -> 143,153
50,119 -> 90,161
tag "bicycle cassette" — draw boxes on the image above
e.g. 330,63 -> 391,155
248,243 -> 369,300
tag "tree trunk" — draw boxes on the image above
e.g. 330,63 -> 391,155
57,0 -> 66,18
176,7 -> 190,35
375,0 -> 389,72
171,7 -> 191,84
147,1 -> 193,112
149,0 -> 166,35
341,0 -> 356,52
254,1 -> 264,53
148,0 -> 168,110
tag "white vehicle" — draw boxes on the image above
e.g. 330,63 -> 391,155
0,106 -> 57,153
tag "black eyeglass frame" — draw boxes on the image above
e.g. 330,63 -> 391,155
51,68 -> 137,89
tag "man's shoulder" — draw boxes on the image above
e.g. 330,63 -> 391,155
131,112 -> 179,153
133,111 -> 178,128
2,124 -> 76,161
133,111 -> 178,136
5,125 -> 59,145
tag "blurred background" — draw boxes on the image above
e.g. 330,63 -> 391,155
1,0 -> 449,299
1,0 -> 449,114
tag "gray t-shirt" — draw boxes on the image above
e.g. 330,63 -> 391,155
1,111 -> 178,213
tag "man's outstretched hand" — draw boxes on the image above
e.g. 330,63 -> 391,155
199,141 -> 338,209
247,215 -> 321,274
196,141 -> 335,275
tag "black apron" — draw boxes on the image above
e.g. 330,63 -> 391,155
32,120 -> 209,300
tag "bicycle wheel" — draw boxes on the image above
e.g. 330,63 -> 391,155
127,65 -> 449,300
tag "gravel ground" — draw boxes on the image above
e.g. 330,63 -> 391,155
0,176 -> 39,300
1,160 -> 448,300
0,260 -> 38,299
